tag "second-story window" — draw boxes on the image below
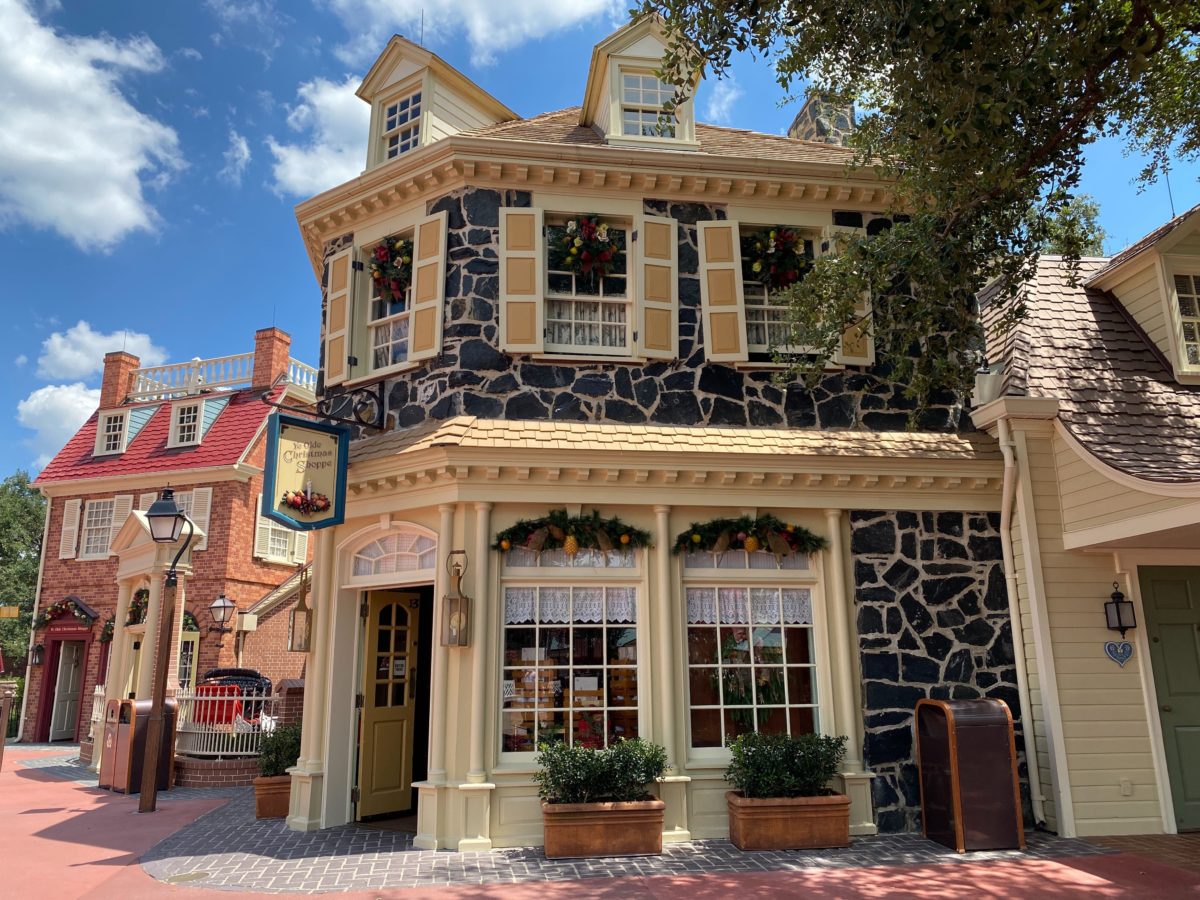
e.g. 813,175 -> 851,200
1175,273 -> 1200,365
383,90 -> 421,160
545,215 -> 630,355
96,411 -> 127,455
367,231 -> 415,372
171,402 -> 201,447
741,226 -> 815,353
621,71 -> 677,138
80,499 -> 115,559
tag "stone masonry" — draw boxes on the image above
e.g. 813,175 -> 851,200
850,510 -> 1025,833
320,187 -> 965,433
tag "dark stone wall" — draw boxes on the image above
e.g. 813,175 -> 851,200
318,186 -> 967,433
850,510 -> 1027,833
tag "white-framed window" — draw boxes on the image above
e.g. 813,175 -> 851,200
95,411 -> 127,455
501,584 -> 639,753
178,630 -> 200,691
620,71 -> 677,138
685,585 -> 818,748
503,546 -> 637,569
79,499 -> 116,559
545,215 -> 631,355
366,231 -> 415,373
740,226 -> 817,353
352,531 -> 437,578
683,549 -> 811,571
1174,273 -> 1200,366
170,402 -> 201,447
383,90 -> 421,160
254,493 -> 307,564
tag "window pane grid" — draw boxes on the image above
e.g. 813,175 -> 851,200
545,220 -> 629,354
175,404 -> 199,444
368,236 -> 414,371
621,73 -> 677,137
502,585 -> 638,752
101,414 -> 125,452
686,585 -> 816,748
384,91 -> 422,159
1176,273 -> 1200,366
81,500 -> 115,557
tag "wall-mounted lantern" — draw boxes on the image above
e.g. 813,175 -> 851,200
288,568 -> 312,653
31,643 -> 44,666
1105,582 -> 1137,639
209,594 -> 236,634
441,550 -> 471,648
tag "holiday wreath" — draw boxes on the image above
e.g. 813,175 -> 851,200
368,235 -> 414,305
281,489 -> 332,516
548,215 -> 625,280
494,509 -> 652,555
34,597 -> 95,629
741,226 -> 812,291
126,588 -> 150,626
98,616 -> 115,643
673,514 -> 826,556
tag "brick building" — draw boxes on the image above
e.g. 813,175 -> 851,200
20,328 -> 316,758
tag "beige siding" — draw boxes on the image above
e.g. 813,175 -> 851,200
1110,263 -> 1169,349
426,78 -> 501,143
1168,234 -> 1200,256
1017,429 -> 1163,835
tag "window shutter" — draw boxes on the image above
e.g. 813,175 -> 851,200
109,494 -> 133,555
698,220 -> 748,362
291,529 -> 309,564
408,210 -> 448,363
636,215 -> 678,360
253,493 -> 272,560
191,487 -> 213,551
821,225 -> 876,366
323,247 -> 355,387
499,207 -> 545,353
59,498 -> 82,559
138,492 -> 157,512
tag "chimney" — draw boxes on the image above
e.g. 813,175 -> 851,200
787,90 -> 855,146
99,351 -> 140,409
252,327 -> 292,391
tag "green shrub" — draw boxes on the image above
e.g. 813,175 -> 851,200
724,731 -> 847,799
534,738 -> 667,804
258,723 -> 302,778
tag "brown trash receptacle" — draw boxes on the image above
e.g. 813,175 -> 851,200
0,687 -> 13,774
108,699 -> 177,793
916,698 -> 1025,852
97,700 -> 122,790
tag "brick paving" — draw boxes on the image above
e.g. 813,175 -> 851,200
1089,833 -> 1200,874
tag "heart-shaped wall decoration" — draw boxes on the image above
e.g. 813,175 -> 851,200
1104,641 -> 1134,668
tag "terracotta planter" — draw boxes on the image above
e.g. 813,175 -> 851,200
726,791 -> 851,851
542,799 -> 665,858
253,774 -> 291,819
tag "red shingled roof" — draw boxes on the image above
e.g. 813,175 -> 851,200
35,385 -> 283,485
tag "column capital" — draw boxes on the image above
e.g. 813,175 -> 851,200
438,503 -> 455,514
823,508 -> 844,521
473,501 -> 493,512
653,505 -> 671,515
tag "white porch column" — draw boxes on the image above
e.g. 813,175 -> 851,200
653,505 -> 690,841
467,502 -> 492,783
429,502 -> 455,782
136,577 -> 164,699
95,580 -> 135,772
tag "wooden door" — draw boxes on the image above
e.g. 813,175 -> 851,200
357,591 -> 420,818
49,641 -> 83,741
1140,567 -> 1200,831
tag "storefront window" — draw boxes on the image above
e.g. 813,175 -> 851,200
501,584 -> 638,752
685,585 -> 817,748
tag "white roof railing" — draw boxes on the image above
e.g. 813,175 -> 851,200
128,353 -> 317,402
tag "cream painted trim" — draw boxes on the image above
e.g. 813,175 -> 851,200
1112,551 -> 1179,834
1053,420 -> 1200,498
970,396 -> 1061,429
1159,255 -> 1200,383
1014,429 -> 1077,836
1063,500 -> 1200,551
37,466 -> 251,498
92,409 -> 129,457
166,400 -> 203,449
1087,250 -> 1159,292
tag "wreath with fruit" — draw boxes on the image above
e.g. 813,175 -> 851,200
126,588 -> 150,626
549,215 -> 625,279
282,489 -> 332,516
368,235 -> 414,305
741,226 -> 812,290
673,514 -> 826,556
494,508 -> 652,556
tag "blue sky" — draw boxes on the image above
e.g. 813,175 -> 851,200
1,0 -> 1197,475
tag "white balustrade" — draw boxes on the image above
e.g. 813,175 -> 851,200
173,688 -> 282,758
128,353 -> 316,400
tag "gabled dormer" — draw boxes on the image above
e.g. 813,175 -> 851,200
357,36 -> 518,171
1088,203 -> 1200,384
579,15 -> 699,151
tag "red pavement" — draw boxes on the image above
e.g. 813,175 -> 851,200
3,746 -> 1198,899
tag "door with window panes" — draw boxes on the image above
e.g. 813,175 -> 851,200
357,591 -> 420,818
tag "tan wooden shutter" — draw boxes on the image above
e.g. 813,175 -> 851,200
138,492 -> 157,511
191,487 -> 213,551
324,247 -> 354,387
253,493 -> 272,560
291,529 -> 309,564
499,207 -> 545,353
109,494 -> 133,555
636,214 -> 678,359
698,220 -> 748,362
59,498 -> 81,559
821,225 -> 876,366
408,210 -> 448,362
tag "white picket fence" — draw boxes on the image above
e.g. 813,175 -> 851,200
174,688 -> 281,758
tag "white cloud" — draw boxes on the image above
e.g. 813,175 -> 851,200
179,46 -> 202,61
36,321 -> 167,380
703,78 -> 743,125
324,0 -> 622,67
14,353 -> 27,367
219,129 -> 251,185
0,0 -> 183,250
204,0 -> 287,61
266,76 -> 368,196
16,382 -> 100,468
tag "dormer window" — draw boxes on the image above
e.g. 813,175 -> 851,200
94,411 -> 127,456
170,401 -> 202,447
620,71 -> 677,138
1174,274 -> 1200,366
383,90 -> 422,160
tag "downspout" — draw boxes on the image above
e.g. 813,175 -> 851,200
997,417 -> 1046,825
17,489 -> 55,742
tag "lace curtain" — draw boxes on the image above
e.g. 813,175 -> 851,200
504,585 -> 638,625
686,586 -> 812,625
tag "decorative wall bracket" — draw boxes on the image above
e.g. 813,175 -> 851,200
262,381 -> 386,430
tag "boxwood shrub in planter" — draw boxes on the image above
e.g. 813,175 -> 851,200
254,723 -> 301,819
534,738 -> 667,858
724,731 -> 850,850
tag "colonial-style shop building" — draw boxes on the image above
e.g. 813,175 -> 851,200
21,328 -> 316,763
283,15 -> 1197,848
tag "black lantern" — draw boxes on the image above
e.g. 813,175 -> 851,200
146,487 -> 187,543
1105,582 -> 1136,639
441,550 -> 471,647
209,594 -> 236,634
31,643 -> 44,666
288,569 -> 312,653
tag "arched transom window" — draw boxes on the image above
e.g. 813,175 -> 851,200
352,531 -> 436,578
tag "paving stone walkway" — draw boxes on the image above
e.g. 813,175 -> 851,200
140,789 -> 1111,894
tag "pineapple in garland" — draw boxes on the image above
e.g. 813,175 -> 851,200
563,532 -> 580,557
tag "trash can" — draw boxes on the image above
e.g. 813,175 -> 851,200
915,698 -> 1025,852
97,700 -> 122,790
0,686 -> 13,774
107,698 -> 177,793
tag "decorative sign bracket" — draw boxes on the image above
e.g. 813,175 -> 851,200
261,381 -> 386,431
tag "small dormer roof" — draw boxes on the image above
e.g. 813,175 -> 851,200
1087,201 -> 1200,287
356,34 -> 518,124
580,13 -> 678,128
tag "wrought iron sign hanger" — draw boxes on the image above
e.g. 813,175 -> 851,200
261,381 -> 387,430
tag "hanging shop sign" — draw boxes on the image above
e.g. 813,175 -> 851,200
262,412 -> 350,531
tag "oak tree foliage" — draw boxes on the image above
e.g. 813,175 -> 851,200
0,472 -> 46,674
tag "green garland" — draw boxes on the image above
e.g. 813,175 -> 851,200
494,509 -> 652,554
126,588 -> 150,626
34,597 -> 95,629
98,617 -> 115,643
183,610 -> 200,632
673,514 -> 827,556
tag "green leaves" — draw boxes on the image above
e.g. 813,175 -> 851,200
534,737 -> 668,804
724,731 -> 848,799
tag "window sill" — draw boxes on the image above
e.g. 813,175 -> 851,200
531,353 -> 643,366
255,555 -> 295,566
77,552 -> 109,562
343,362 -> 419,387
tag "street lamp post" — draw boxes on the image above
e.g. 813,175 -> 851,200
139,488 -> 194,813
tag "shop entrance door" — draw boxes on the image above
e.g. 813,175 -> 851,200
357,590 -> 422,819
1139,566 -> 1200,831
49,641 -> 84,741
